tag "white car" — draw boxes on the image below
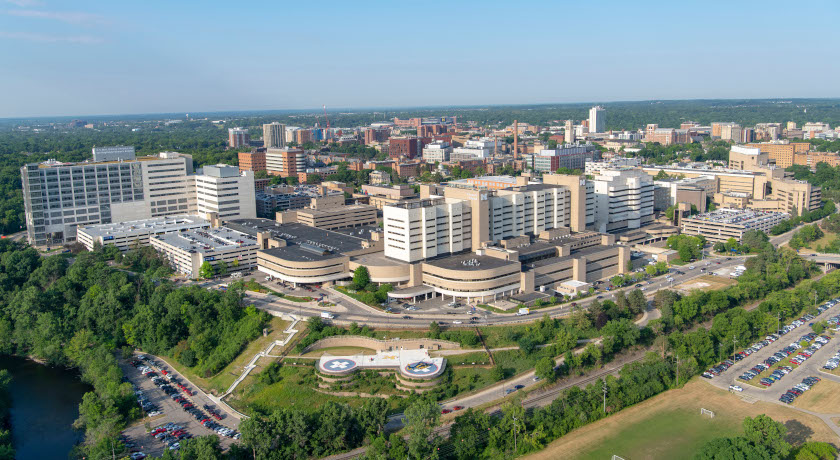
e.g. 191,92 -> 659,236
689,266 -> 696,269
453,320 -> 463,324
729,385 -> 744,392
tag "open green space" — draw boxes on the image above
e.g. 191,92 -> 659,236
526,379 -> 837,460
229,364 -> 405,415
163,316 -> 292,394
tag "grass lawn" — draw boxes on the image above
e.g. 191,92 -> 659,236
229,365 -> 405,415
792,379 -> 840,413
163,316 -> 292,395
301,346 -> 376,358
437,351 -> 491,365
805,231 -> 837,252
524,379 -> 838,460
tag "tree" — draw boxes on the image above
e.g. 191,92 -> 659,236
428,321 -> 441,339
627,289 -> 647,315
352,266 -> 370,290
216,260 -> 228,276
404,399 -> 441,460
535,356 -> 556,382
743,414 -> 791,458
626,260 -> 634,271
694,437 -> 775,460
794,442 -> 837,460
198,261 -> 214,279
490,364 -> 505,381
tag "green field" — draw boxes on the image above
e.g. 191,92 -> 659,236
572,408 -> 740,460
526,379 -> 837,460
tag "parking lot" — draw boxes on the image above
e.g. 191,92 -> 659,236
119,355 -> 240,458
704,299 -> 840,405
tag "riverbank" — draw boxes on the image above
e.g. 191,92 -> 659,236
0,355 -> 91,460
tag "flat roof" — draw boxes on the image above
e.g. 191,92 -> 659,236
683,208 -> 788,226
153,227 -> 257,253
78,214 -> 209,238
230,220 -> 375,263
424,252 -> 519,272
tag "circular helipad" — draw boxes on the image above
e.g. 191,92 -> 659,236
321,358 -> 358,374
403,361 -> 439,377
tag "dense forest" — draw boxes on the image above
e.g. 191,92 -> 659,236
0,369 -> 12,460
0,240 -> 269,458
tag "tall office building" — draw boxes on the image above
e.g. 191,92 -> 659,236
588,106 -> 605,134
263,123 -> 286,149
565,120 -> 576,144
192,165 -> 257,220
588,168 -> 654,233
266,148 -> 305,178
228,128 -> 250,148
21,150 -> 196,246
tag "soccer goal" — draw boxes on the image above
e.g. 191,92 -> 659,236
612,456 -> 626,460
700,408 -> 715,418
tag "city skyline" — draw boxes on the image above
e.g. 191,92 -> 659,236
1,0 -> 839,118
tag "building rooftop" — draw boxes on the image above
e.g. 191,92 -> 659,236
153,227 -> 257,253
424,252 -> 519,272
78,215 -> 209,238
228,220 -> 374,262
683,208 -> 788,226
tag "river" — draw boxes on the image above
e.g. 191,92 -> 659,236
0,355 -> 92,459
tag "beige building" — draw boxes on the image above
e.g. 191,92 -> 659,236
76,215 -> 211,251
746,142 -> 811,168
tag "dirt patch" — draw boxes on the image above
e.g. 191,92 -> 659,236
523,378 -> 837,460
673,275 -> 736,294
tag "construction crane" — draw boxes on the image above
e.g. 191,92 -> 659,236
322,105 -> 330,130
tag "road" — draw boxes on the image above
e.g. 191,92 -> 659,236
703,300 -> 840,438
242,254 -> 746,329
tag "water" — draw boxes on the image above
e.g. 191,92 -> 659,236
0,355 -> 92,460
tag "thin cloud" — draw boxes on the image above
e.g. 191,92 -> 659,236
4,0 -> 43,6
0,31 -> 102,44
6,8 -> 106,25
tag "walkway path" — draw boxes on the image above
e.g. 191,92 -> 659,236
222,314 -> 301,398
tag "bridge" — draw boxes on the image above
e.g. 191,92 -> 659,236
803,253 -> 840,270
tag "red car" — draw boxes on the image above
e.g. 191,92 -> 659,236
441,409 -> 452,415
212,413 -> 222,420
453,406 -> 464,411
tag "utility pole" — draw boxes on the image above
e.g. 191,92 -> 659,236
733,335 -> 738,358
602,381 -> 608,412
512,416 -> 518,452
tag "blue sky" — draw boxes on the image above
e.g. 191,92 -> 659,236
1,0 -> 839,118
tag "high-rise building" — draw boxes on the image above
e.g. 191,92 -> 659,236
588,168 -> 655,233
588,106 -> 605,134
20,149 -> 209,246
263,123 -> 286,149
389,137 -> 423,159
192,164 -> 256,220
565,120 -> 576,144
92,146 -> 136,162
228,127 -> 250,148
266,148 -> 305,178
238,150 -> 267,172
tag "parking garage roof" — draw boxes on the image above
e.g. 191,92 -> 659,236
424,252 -> 520,272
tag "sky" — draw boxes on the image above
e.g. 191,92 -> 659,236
1,0 -> 839,118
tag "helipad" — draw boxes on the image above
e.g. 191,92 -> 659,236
317,348 -> 445,379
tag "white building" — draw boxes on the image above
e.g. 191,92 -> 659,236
263,122 -> 286,149
588,106 -> 605,134
192,165 -> 257,221
588,168 -> 654,233
422,141 -> 452,162
92,146 -> 136,162
384,198 -> 472,263
151,227 -> 258,278
451,138 -> 501,161
76,215 -> 210,251
584,157 -> 642,176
